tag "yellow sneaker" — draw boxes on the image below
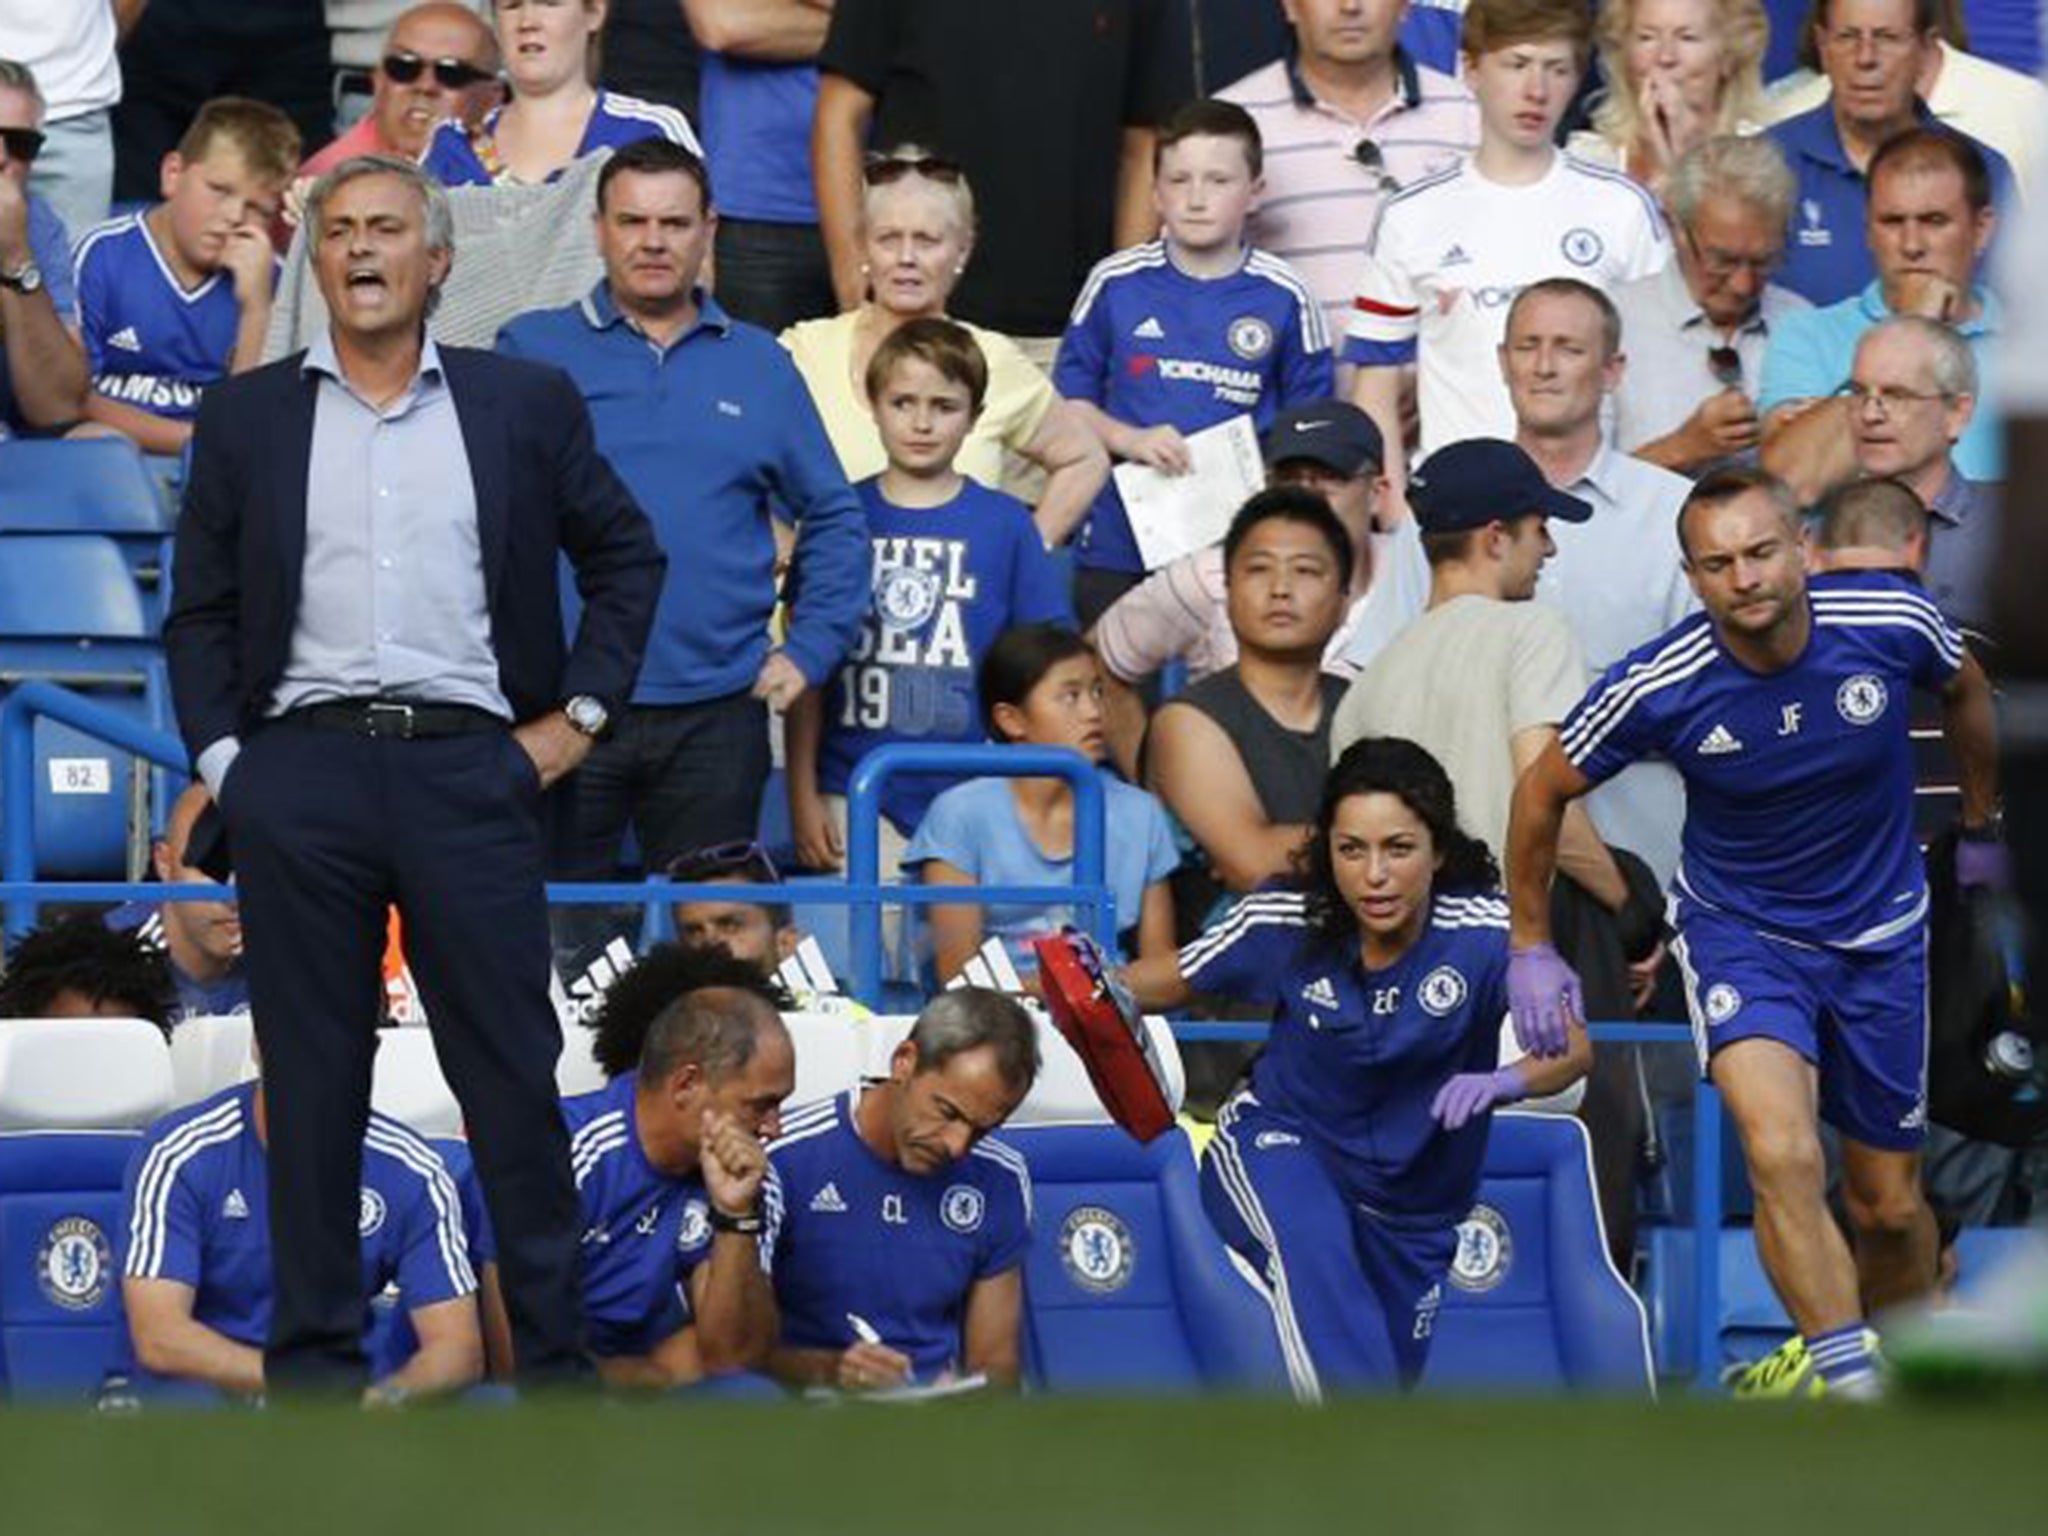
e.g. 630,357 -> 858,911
1725,1336 -> 1822,1399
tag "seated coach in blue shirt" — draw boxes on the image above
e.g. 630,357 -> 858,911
498,136 -> 868,878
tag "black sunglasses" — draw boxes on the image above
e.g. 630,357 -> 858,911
863,152 -> 965,187
1708,345 -> 1743,388
666,840 -> 781,886
381,51 -> 497,89
1351,139 -> 1401,192
0,127 -> 45,165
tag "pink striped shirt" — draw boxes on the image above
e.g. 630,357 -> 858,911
1219,49 -> 1479,333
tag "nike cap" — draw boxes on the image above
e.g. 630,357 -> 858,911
1261,400 -> 1384,477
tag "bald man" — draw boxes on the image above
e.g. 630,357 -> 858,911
301,3 -> 501,177
104,783 -> 249,1024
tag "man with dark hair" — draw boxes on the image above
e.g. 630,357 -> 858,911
0,913 -> 176,1032
563,983 -> 793,1389
498,135 -> 866,877
1763,0 -> 2012,305
583,941 -> 787,1081
767,987 -> 1038,1391
1507,466 -> 2002,1399
1146,487 -> 1354,916
104,784 -> 250,1024
1763,127 -> 2008,496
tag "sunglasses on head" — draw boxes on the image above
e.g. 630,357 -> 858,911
666,840 -> 782,886
1708,345 -> 1743,388
0,127 -> 45,165
862,152 -> 964,187
381,51 -> 498,89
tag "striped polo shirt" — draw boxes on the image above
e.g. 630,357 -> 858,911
1220,48 -> 1479,333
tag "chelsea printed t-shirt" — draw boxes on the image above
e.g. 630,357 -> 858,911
74,211 -> 264,421
563,1073 -> 781,1356
422,90 -> 702,185
1179,889 -> 1509,1222
114,1083 -> 474,1379
819,477 -> 1072,833
1054,241 -> 1333,573
768,1091 -> 1031,1380
1560,570 -> 1964,951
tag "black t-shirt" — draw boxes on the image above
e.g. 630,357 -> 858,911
601,0 -> 703,121
820,0 -> 1194,337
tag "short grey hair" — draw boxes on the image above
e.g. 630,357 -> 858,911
1813,477 -> 1928,553
860,142 -> 977,243
637,985 -> 786,1087
1860,315 -> 1978,399
907,987 -> 1039,1096
0,58 -> 44,118
1666,135 -> 1798,233
305,153 -> 456,255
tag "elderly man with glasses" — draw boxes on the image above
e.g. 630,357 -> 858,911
0,58 -> 89,439
302,3 -> 503,178
1611,135 -> 1812,479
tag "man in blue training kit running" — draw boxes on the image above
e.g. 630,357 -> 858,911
1505,469 -> 2002,1399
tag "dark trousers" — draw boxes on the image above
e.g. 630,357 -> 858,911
221,721 -> 585,1391
557,694 -> 770,879
114,9 -> 333,201
713,219 -> 836,336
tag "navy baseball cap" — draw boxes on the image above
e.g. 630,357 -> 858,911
1407,439 -> 1593,533
1261,401 -> 1384,476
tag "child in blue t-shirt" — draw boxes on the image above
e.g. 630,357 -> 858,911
74,97 -> 299,455
1054,97 -> 1334,621
787,318 -> 1071,878
903,623 -> 1179,986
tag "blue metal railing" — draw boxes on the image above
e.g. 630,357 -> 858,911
0,689 -> 1725,1383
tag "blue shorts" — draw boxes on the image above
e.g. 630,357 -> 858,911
1199,1092 -> 1457,1397
1670,903 -> 1928,1151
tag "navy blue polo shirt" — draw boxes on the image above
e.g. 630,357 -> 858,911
1766,102 -> 2013,307
496,286 -> 868,703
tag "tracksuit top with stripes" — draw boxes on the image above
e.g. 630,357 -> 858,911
1561,571 -> 1964,953
562,1073 -> 782,1357
114,1083 -> 476,1373
767,1091 -> 1031,1381
1180,891 -> 1509,1223
421,91 -> 702,186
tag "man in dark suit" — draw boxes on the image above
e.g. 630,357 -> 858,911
164,153 -> 665,1395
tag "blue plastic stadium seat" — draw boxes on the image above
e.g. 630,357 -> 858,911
1005,1125 -> 1290,1393
1421,1113 -> 1655,1395
0,439 -> 167,535
0,534 -> 149,639
0,1018 -> 173,1402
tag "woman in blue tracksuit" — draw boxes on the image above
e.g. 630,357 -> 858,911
1127,737 -> 1591,1397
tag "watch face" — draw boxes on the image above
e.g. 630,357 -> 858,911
5,263 -> 38,293
567,697 -> 607,735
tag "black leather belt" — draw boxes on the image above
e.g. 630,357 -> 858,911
289,700 -> 504,740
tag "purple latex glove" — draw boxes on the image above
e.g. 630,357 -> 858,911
1956,833 -> 2011,892
1431,1068 -> 1526,1131
1508,943 -> 1583,1060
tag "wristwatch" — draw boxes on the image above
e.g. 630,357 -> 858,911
708,1202 -> 765,1236
0,260 -> 42,295
562,695 -> 610,740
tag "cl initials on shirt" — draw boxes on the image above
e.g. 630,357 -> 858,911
1372,988 -> 1400,1016
881,1194 -> 909,1226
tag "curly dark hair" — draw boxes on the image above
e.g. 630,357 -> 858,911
1297,738 -> 1502,955
586,943 -> 789,1079
0,913 -> 177,1035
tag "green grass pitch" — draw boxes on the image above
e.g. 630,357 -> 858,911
2,1396 -> 2043,1535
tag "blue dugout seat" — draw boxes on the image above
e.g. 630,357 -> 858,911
0,440 -> 173,626
0,1017 -> 173,1401
1005,1124 -> 1291,1394
1421,1113 -> 1655,1395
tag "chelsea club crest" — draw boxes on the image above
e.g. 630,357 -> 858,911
37,1216 -> 112,1311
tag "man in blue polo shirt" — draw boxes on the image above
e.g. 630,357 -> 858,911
0,59 -> 88,439
1764,0 -> 2011,307
497,135 -> 866,879
1761,128 -> 2005,498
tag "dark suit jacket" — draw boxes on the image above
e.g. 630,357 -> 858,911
164,345 -> 666,762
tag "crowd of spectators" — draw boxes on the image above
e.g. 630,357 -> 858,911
1,0 -> 2044,1397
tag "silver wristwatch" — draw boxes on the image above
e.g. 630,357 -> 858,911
0,260 -> 42,295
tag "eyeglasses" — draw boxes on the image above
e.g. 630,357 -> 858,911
1684,227 -> 1783,281
1836,381 -> 1952,413
1350,139 -> 1402,192
666,840 -> 782,886
862,152 -> 965,187
0,127 -> 45,165
1708,345 -> 1743,388
381,51 -> 498,89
